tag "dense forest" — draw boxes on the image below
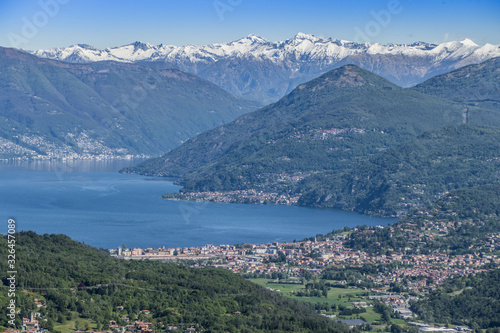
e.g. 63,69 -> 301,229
411,269 -> 500,329
299,125 -> 500,215
0,232 -> 350,332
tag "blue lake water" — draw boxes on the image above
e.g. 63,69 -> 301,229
0,159 -> 395,249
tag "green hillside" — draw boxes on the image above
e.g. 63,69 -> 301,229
299,125 -> 500,216
123,63 -> 500,216
413,57 -> 500,112
411,269 -> 500,329
0,232 -> 347,333
0,47 -> 259,158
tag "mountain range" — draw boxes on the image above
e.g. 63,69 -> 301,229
29,33 -> 500,104
123,57 -> 500,216
0,47 -> 258,159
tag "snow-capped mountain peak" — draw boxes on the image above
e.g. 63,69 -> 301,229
461,38 -> 478,47
75,44 -> 98,50
29,34 -> 498,68
294,32 -> 320,41
233,34 -> 269,47
130,41 -> 154,50
244,33 -> 268,42
27,34 -> 500,104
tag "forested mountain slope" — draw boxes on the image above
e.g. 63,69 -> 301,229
0,47 -> 259,159
0,232 -> 348,332
123,62 -> 500,216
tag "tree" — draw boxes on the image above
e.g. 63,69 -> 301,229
391,324 -> 402,333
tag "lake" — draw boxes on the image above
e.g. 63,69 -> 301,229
0,159 -> 395,250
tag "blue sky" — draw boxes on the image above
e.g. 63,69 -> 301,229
0,0 -> 499,50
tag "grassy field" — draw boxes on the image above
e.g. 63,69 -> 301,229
53,313 -> 98,333
248,278 -> 382,322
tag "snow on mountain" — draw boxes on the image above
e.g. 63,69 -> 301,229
28,34 -> 500,103
30,34 -> 497,66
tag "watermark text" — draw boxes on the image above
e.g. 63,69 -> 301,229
6,218 -> 17,327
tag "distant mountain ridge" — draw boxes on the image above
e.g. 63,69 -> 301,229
29,33 -> 500,103
0,47 -> 259,159
413,57 -> 500,111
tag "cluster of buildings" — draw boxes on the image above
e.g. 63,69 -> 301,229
165,189 -> 300,205
2,314 -> 43,333
105,319 -> 156,333
110,227 -> 499,293
21,316 -> 40,333
486,232 -> 500,252
288,127 -> 365,142
106,319 -> 198,333
0,133 -> 145,161
0,137 -> 39,159
0,312 -> 199,333
368,293 -> 417,319
408,322 -> 471,333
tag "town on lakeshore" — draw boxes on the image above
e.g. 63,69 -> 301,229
109,229 -> 498,293
0,133 -> 151,162
108,223 -> 499,332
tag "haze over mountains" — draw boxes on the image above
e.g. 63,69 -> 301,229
0,47 -> 258,159
30,33 -> 500,104
124,57 -> 500,216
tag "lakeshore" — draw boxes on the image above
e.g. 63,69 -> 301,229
110,228 -> 499,294
109,225 -> 499,326
0,159 -> 394,249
